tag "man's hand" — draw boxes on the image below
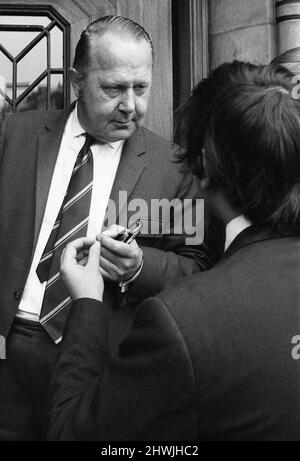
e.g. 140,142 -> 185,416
99,225 -> 143,283
60,236 -> 104,301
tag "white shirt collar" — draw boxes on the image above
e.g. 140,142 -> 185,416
225,215 -> 252,251
70,103 -> 86,139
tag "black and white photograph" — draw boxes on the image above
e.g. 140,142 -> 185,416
0,0 -> 299,445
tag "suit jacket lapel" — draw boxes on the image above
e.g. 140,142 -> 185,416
33,108 -> 72,250
109,128 -> 146,222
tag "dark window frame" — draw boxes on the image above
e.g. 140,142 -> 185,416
0,3 -> 70,111
172,0 -> 209,112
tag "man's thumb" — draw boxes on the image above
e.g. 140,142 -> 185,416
87,240 -> 101,268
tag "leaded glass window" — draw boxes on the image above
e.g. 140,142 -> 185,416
0,5 -> 69,115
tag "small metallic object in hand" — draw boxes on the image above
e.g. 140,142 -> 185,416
115,220 -> 142,244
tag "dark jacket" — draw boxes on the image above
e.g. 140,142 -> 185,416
48,227 -> 300,441
0,108 -> 220,347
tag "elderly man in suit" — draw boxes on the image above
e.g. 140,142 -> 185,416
0,16 -> 216,440
48,61 -> 300,441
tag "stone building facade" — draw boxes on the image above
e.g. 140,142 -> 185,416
0,0 -> 299,139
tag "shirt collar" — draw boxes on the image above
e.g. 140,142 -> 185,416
68,102 -> 85,139
225,215 -> 252,251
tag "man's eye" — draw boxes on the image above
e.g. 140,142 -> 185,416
134,85 -> 147,95
103,87 -> 120,96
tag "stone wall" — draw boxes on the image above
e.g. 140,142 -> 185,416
209,0 -> 277,69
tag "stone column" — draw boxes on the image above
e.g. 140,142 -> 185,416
209,0 -> 276,68
276,0 -> 300,53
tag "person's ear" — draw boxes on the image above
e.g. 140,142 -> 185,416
199,148 -> 211,190
69,67 -> 84,99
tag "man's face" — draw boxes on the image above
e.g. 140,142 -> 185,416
72,32 -> 153,143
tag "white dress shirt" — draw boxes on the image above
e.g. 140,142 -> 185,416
17,105 -> 124,321
224,215 -> 252,251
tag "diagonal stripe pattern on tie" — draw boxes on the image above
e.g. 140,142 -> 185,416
36,133 -> 95,343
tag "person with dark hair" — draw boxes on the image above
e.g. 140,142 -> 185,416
175,61 -> 264,171
48,60 -> 300,441
0,16 -> 215,440
202,80 -> 300,234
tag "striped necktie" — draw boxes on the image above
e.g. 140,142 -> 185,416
36,133 -> 95,343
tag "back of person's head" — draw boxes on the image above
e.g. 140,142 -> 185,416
272,47 -> 300,75
175,61 -> 267,173
73,15 -> 153,76
176,61 -> 294,168
203,65 -> 300,234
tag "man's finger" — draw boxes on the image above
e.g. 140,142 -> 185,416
99,267 -> 114,281
67,236 -> 96,251
100,234 -> 139,257
78,256 -> 88,266
99,255 -> 120,279
60,248 -> 67,266
102,225 -> 126,239
87,241 -> 101,268
100,246 -> 122,267
61,236 -> 96,269
60,244 -> 77,272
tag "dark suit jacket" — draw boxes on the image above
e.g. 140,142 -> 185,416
48,227 -> 300,441
0,108 -> 219,345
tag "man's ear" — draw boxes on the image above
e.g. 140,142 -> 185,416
69,67 -> 84,98
199,148 -> 211,190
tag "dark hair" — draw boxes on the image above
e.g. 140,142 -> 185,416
272,47 -> 300,63
272,47 -> 300,75
73,15 -> 153,75
175,61 -> 267,162
177,61 -> 300,233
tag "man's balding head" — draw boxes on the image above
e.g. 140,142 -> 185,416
73,15 -> 153,76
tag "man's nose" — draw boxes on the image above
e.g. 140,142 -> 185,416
119,90 -> 135,113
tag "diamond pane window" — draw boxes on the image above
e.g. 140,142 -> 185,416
0,6 -> 69,115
